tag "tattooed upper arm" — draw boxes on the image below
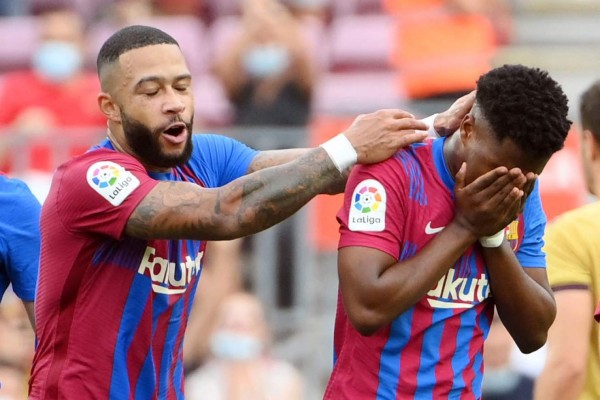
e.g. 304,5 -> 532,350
125,181 -> 222,240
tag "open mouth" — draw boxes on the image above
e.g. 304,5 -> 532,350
163,122 -> 186,137
161,122 -> 188,145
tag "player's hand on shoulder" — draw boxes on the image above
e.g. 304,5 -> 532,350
434,91 -> 476,137
453,162 -> 526,237
343,109 -> 428,165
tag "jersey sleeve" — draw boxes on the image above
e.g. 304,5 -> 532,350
191,134 -> 258,188
337,158 -> 407,259
3,179 -> 41,301
516,180 -> 547,268
55,150 -> 159,240
544,210 -> 592,288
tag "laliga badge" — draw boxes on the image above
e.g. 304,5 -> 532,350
86,161 -> 140,206
348,179 -> 386,232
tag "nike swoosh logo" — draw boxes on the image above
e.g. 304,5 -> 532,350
425,221 -> 445,235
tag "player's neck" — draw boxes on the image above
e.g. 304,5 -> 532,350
442,133 -> 463,180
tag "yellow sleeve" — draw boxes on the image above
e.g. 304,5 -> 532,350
545,210 -> 593,288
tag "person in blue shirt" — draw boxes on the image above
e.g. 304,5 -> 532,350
0,172 -> 41,329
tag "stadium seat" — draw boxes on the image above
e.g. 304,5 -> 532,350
204,0 -> 242,20
0,16 -> 39,72
192,74 -> 233,128
85,16 -> 209,76
327,14 -> 394,71
313,71 -> 405,115
330,0 -> 384,15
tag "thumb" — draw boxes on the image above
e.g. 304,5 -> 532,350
455,162 -> 467,190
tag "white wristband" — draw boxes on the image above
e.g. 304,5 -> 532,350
479,229 -> 506,248
418,114 -> 439,138
320,133 -> 358,173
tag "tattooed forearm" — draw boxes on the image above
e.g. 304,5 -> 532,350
247,148 -> 310,173
126,148 -> 344,241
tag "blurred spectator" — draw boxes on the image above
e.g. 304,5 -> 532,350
213,0 -> 314,126
384,0 -> 513,117
281,0 -> 330,22
183,240 -> 245,370
482,315 -> 535,400
534,81 -> 600,400
101,0 -> 154,25
0,295 -> 36,371
185,291 -> 304,400
0,6 -> 105,174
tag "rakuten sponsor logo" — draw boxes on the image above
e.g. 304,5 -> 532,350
426,268 -> 490,309
137,246 -> 203,295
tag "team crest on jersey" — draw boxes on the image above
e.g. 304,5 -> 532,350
505,218 -> 520,251
86,161 -> 140,206
348,179 -> 386,232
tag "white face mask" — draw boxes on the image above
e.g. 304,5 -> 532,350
242,44 -> 290,79
33,40 -> 82,83
210,331 -> 263,361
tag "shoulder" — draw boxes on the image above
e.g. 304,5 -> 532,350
64,148 -> 145,174
547,201 -> 600,236
55,149 -> 149,197
0,174 -> 31,195
191,133 -> 247,152
0,175 -> 39,212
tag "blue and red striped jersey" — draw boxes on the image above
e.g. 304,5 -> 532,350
30,134 -> 257,399
325,137 -> 546,400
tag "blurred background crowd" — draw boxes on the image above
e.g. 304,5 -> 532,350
0,0 -> 599,399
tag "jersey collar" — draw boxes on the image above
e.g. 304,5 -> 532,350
432,137 -> 455,192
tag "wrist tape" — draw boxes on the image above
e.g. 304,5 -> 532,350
320,134 -> 358,173
479,229 -> 506,248
418,113 -> 439,138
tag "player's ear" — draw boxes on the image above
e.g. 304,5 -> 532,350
98,92 -> 121,123
459,113 -> 474,145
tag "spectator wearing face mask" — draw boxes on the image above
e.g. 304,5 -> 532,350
213,0 -> 314,127
0,5 -> 105,181
185,291 -> 304,400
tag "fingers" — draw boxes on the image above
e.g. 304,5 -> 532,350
464,166 -> 509,194
375,109 -> 415,120
395,131 -> 429,147
498,186 -> 524,221
388,117 -> 428,132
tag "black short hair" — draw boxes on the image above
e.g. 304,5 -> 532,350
475,64 -> 571,159
97,25 -> 179,74
579,80 -> 600,142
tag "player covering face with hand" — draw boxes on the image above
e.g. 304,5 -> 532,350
325,64 -> 571,400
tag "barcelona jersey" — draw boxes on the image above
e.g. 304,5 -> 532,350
30,134 -> 257,399
325,137 -> 546,400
